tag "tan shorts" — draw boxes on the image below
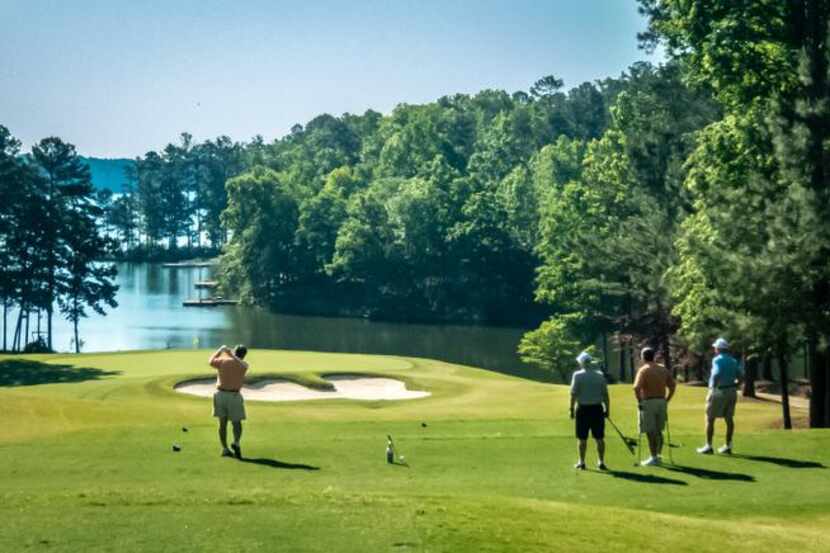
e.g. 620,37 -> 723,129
213,390 -> 246,421
639,398 -> 667,435
706,388 -> 737,420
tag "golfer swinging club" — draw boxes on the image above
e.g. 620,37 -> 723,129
208,344 -> 249,459
570,351 -> 610,470
632,347 -> 676,466
697,338 -> 743,455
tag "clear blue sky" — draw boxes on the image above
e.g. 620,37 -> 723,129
0,0 -> 660,158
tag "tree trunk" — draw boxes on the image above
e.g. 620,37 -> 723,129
23,309 -> 29,347
618,339 -> 626,382
45,169 -> 60,351
778,351 -> 793,430
808,335 -> 827,427
47,305 -> 53,351
826,346 -> 830,429
799,0 -> 830,426
74,318 -> 80,354
73,297 -> 80,353
12,308 -> 23,352
742,354 -> 757,398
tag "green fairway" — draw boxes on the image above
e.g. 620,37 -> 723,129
2,350 -> 828,552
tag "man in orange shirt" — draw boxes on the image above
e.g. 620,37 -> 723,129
632,347 -> 676,466
209,344 -> 250,459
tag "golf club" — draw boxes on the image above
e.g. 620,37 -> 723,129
606,416 -> 637,456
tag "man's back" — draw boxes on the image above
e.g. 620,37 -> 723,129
571,369 -> 608,406
710,353 -> 741,389
634,363 -> 675,399
210,354 -> 248,391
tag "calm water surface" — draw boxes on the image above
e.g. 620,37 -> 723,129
43,263 -> 542,379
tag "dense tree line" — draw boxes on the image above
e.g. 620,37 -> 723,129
0,127 -> 117,353
633,0 -> 830,428
217,74 -> 629,324
519,0 -> 830,429
98,133 -> 250,260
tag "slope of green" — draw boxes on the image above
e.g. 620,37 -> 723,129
1,350 -> 827,552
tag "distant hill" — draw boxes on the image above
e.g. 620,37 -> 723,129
80,157 -> 134,193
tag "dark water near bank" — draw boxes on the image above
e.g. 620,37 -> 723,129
37,263 -> 545,379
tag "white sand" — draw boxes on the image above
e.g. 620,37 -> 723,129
174,375 -> 430,402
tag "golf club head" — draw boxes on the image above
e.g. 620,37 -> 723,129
607,417 -> 637,456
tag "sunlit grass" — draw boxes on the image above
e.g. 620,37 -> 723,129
1,350 -> 827,552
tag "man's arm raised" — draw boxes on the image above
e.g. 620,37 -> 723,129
227,349 -> 249,370
209,345 -> 230,368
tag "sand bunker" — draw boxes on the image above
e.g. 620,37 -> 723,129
174,374 -> 430,402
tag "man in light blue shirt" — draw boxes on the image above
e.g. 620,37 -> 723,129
697,338 -> 744,455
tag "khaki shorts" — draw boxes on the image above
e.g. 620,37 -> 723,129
639,398 -> 667,435
213,390 -> 246,421
706,388 -> 737,420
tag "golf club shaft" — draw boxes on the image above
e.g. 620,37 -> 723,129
607,417 -> 636,456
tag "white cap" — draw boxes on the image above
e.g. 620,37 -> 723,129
576,351 -> 592,366
712,337 -> 729,350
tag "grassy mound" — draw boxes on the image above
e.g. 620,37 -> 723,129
1,350 -> 827,552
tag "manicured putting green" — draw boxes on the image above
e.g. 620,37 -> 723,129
1,350 -> 827,552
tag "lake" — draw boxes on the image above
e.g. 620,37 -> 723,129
33,263 -> 546,380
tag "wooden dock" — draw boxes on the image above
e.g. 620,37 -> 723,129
182,298 -> 239,307
194,281 -> 219,289
163,260 -> 216,268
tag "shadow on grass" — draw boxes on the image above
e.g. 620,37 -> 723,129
664,464 -> 755,482
597,469 -> 687,486
730,454 -> 826,469
239,457 -> 320,471
0,359 -> 120,387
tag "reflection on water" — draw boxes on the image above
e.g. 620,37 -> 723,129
39,263 -> 544,380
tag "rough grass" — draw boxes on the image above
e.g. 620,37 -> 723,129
1,350 -> 828,552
